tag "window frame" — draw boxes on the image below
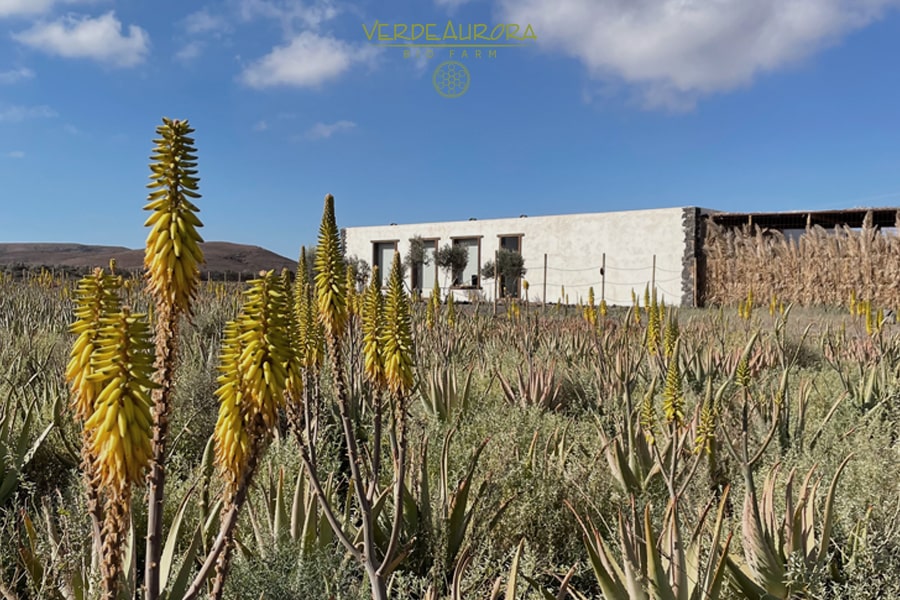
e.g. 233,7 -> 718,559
450,235 -> 483,289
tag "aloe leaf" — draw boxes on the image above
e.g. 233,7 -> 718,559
816,455 -> 852,566
159,485 -> 196,592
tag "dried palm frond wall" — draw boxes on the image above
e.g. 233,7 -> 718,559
702,210 -> 900,307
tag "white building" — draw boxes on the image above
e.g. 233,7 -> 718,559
343,206 -> 706,307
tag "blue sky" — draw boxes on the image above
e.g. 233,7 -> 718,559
1,0 -> 900,260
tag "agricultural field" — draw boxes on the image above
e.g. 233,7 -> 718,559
2,120 -> 899,600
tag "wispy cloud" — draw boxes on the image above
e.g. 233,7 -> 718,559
499,0 -> 900,111
0,104 -> 57,122
63,123 -> 80,135
175,41 -> 204,62
183,8 -> 231,35
5,150 -> 25,158
240,32 -> 377,88
253,120 -> 269,131
304,120 -> 356,140
0,0 -> 57,18
13,12 -> 150,68
0,67 -> 34,84
236,0 -> 340,36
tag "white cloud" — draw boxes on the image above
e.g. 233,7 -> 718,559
236,0 -> 340,33
253,120 -> 269,131
0,104 -> 57,122
0,67 -> 34,84
0,0 -> 56,17
5,150 -> 25,158
305,120 -> 356,139
183,8 -> 230,35
13,12 -> 150,68
63,123 -> 80,134
499,0 -> 900,110
0,0 -> 105,19
175,41 -> 204,62
240,32 -> 377,88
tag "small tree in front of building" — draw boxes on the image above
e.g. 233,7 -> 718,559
435,243 -> 468,288
482,248 -> 527,298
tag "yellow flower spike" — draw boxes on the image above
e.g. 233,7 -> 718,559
431,277 -> 441,312
381,253 -> 415,395
314,194 -> 348,341
214,271 -> 293,491
663,315 -> 679,359
446,291 -> 456,327
280,268 -> 303,402
66,268 -> 122,422
213,320 -> 250,493
143,117 -> 204,316
83,307 -> 156,489
346,263 -> 359,319
662,344 -> 684,427
425,294 -> 435,330
362,266 -> 386,387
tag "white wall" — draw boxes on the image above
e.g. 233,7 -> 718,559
343,207 -> 693,306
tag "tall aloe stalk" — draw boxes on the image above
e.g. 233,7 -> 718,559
290,196 -> 415,600
143,117 -> 204,600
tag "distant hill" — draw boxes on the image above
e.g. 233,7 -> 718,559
0,242 -> 296,280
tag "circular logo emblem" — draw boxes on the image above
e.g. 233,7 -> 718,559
432,61 -> 470,98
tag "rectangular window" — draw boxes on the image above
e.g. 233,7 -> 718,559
498,234 -> 524,298
372,241 -> 398,287
452,237 -> 481,288
499,235 -> 521,252
411,238 -> 439,292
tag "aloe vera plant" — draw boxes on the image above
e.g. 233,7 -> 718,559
497,361 -> 561,412
418,363 -> 473,423
0,396 -> 54,506
569,490 -> 733,600
726,457 -> 853,599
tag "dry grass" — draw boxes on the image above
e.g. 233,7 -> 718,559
703,210 -> 900,307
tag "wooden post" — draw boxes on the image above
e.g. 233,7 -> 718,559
542,253 -> 548,312
493,249 -> 498,316
601,253 -> 606,303
651,254 -> 656,291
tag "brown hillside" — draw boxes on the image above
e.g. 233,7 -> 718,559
0,242 -> 296,278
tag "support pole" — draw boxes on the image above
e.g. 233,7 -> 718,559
601,253 -> 606,303
493,250 -> 498,316
542,253 -> 548,312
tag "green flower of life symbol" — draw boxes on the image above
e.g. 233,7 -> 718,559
433,61 -> 471,98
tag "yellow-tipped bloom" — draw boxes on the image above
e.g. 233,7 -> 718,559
83,308 -> 156,489
446,291 -> 456,327
314,194 -> 348,340
346,263 -> 359,318
295,247 -> 324,370
362,266 -> 385,387
66,268 -> 122,422
381,253 -> 415,395
143,117 -> 204,315
662,351 -> 684,427
213,320 -> 252,491
280,269 -> 303,401
214,272 -> 293,489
